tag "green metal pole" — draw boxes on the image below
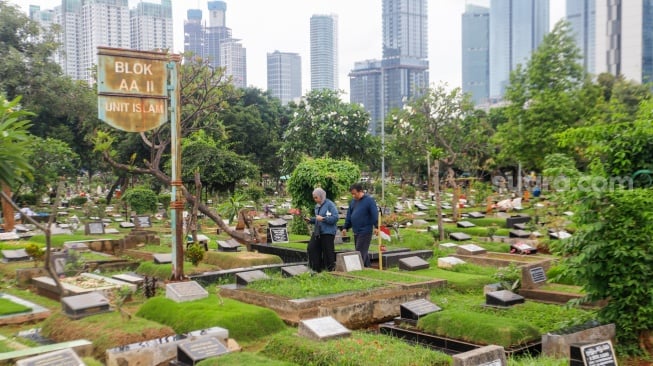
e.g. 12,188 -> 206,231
168,56 -> 184,280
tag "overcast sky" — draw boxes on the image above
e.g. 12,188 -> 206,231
9,0 -> 565,97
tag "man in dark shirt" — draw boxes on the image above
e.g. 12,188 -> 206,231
342,183 -> 378,267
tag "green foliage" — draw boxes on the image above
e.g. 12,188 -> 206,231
136,296 -> 287,342
493,263 -> 522,291
15,193 -> 37,206
287,157 -> 360,211
279,89 -> 380,174
157,193 -> 170,210
559,187 -> 653,350
185,244 -> 205,266
121,187 -> 157,214
0,298 -> 31,315
25,137 -> 80,197
417,309 -> 541,347
197,352 -> 297,366
69,196 -> 88,206
239,185 -> 265,205
247,272 -> 385,299
260,330 -> 452,366
216,191 -> 248,224
0,95 -> 34,187
135,261 -> 173,280
24,243 -> 44,267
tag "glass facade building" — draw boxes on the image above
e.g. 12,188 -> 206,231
310,14 -> 339,91
566,0 -> 596,74
462,4 -> 490,105
267,51 -> 302,105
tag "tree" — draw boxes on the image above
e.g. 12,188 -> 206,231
279,89 -> 380,174
0,95 -> 33,188
23,137 -> 80,198
493,20 -> 588,172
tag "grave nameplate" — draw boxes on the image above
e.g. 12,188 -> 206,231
281,264 -> 310,277
119,221 -> 135,228
235,270 -> 269,286
513,223 -> 528,230
104,228 -> 120,234
268,226 -> 289,243
335,252 -> 364,272
529,266 -> 547,284
298,316 -> 351,341
177,337 -> 229,365
217,239 -> 241,252
456,244 -> 487,255
457,221 -> 476,228
506,215 -> 531,228
510,242 -> 537,254
437,256 -> 466,269
61,292 -> 111,319
467,212 -> 486,219
414,202 -> 429,211
438,242 -> 458,249
2,248 -> 30,262
449,232 -> 472,241
112,273 -> 144,285
550,231 -> 572,240
166,281 -> 208,302
569,341 -> 617,366
63,242 -> 90,252
398,256 -> 430,271
153,253 -> 172,264
135,215 -> 152,228
400,298 -> 441,321
452,345 -> 507,366
15,348 -> 84,366
485,290 -> 525,307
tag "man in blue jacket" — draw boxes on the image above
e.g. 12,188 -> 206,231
342,183 -> 378,267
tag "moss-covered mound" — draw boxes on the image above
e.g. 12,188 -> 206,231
203,251 -> 282,269
197,352 -> 298,365
136,295 -> 287,342
259,330 -> 451,365
41,311 -> 175,360
417,309 -> 541,347
0,298 -> 31,315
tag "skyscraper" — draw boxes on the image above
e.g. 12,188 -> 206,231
310,14 -> 338,91
130,0 -> 173,52
205,1 -> 232,68
349,60 -> 383,134
566,0 -> 596,75
489,0 -> 549,99
462,3 -> 490,105
221,39 -> 247,88
595,0 -> 653,84
267,51 -> 302,105
184,9 -> 204,61
381,0 -> 429,114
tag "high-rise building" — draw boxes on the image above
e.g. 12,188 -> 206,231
462,3 -> 490,105
221,39 -> 247,88
267,51 -> 302,105
348,60 -> 383,134
205,1 -> 232,68
595,0 -> 653,84
310,14 -> 338,91
566,0 -> 596,75
489,0 -> 549,99
29,0 -> 173,83
381,0 -> 429,114
184,9 -> 204,61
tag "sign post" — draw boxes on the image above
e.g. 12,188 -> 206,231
97,47 -> 185,280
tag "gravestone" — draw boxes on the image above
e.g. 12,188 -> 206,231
235,270 -> 269,286
104,228 -> 120,234
506,215 -> 531,228
267,219 -> 289,243
412,219 -> 429,226
153,253 -> 172,264
50,252 -> 68,276
467,212 -> 485,219
529,266 -> 547,285
570,340 -> 617,366
0,231 -> 20,241
61,292 -> 111,319
449,232 -> 472,241
119,221 -> 135,228
457,221 -> 476,228
334,251 -> 364,272
176,337 -> 229,365
398,256 -> 430,271
281,264 -> 310,277
437,256 -> 466,269
550,231 -> 572,240
112,273 -> 144,286
186,234 -> 209,251
513,223 -> 528,230
509,229 -> 531,239
217,239 -> 241,252
414,202 -> 429,211
298,316 -> 351,341
15,348 -> 85,366
510,242 -> 537,254
2,249 -> 30,263
452,345 -> 507,366
456,244 -> 487,255
166,281 -> 208,303
438,242 -> 458,249
134,215 -> 152,228
63,242 -> 90,252
485,290 -> 525,307
400,298 -> 441,321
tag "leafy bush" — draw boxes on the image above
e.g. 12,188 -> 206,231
121,187 -> 158,214
185,244 -> 205,266
24,243 -> 44,267
69,196 -> 88,206
16,193 -> 37,206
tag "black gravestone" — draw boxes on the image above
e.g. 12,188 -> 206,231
529,266 -> 547,284
15,348 -> 84,366
217,239 -> 241,252
400,298 -> 441,321
506,215 -> 531,228
467,211 -> 486,219
235,270 -> 269,286
449,232 -> 472,241
85,221 -> 105,235
569,341 -> 617,366
267,223 -> 289,244
176,337 -> 229,365
153,253 -> 172,264
281,264 -> 310,277
485,290 -> 525,307
398,256 -> 430,271
61,292 -> 111,319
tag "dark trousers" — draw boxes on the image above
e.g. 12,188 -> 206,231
307,234 -> 335,272
354,232 -> 373,267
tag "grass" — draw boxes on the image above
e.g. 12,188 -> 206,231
246,271 -> 386,299
259,329 -> 452,366
136,295 -> 287,343
197,352 -> 298,365
203,251 -> 283,269
0,298 -> 31,315
342,268 -> 435,284
410,266 -> 496,292
540,283 -> 585,294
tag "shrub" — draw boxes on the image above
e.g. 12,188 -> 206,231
69,196 -> 88,206
121,187 -> 158,214
185,244 -> 205,266
24,243 -> 44,267
16,193 -> 37,206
